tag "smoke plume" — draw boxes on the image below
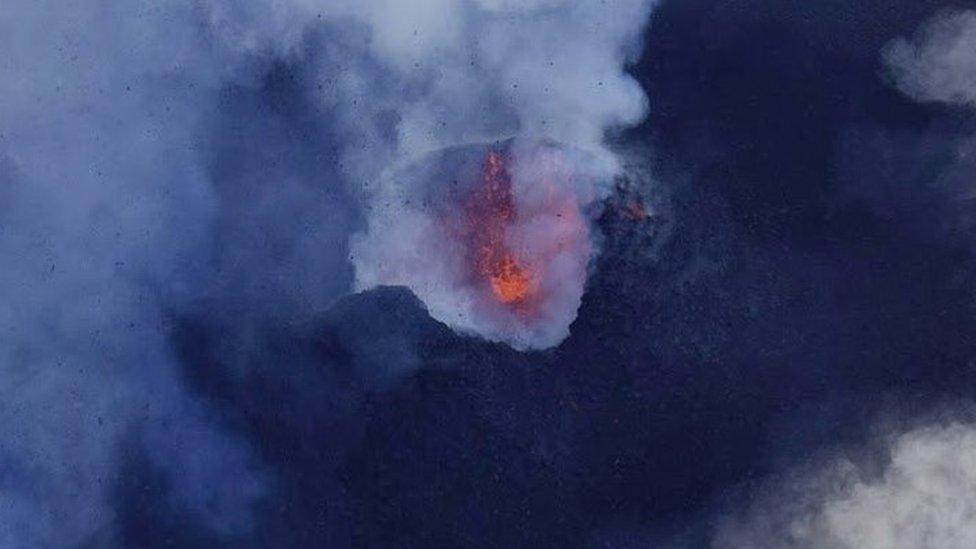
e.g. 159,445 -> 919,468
333,0 -> 657,349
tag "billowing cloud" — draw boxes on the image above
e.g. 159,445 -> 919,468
0,2 -> 281,545
884,10 -> 976,107
328,0 -> 657,349
714,420 -> 976,549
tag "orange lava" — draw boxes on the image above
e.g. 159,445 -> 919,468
467,151 -> 535,304
489,255 -> 532,303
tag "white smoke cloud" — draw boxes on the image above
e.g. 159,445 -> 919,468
884,10 -> 976,108
713,420 -> 976,549
300,0 -> 652,156
326,0 -> 657,349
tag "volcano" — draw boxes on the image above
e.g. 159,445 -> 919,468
352,138 -> 613,350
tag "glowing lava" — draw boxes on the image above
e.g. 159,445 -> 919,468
351,139 -> 601,349
466,151 -> 536,305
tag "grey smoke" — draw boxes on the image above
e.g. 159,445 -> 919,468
0,2 -> 285,546
204,0 -> 659,350
332,0 -> 658,349
713,420 -> 976,549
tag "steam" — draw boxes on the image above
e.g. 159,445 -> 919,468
714,421 -> 976,549
336,0 -> 657,349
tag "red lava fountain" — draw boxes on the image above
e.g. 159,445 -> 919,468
351,139 -> 600,349
465,151 -> 536,305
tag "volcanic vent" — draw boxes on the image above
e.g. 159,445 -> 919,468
351,138 -> 613,350
462,150 -> 536,306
